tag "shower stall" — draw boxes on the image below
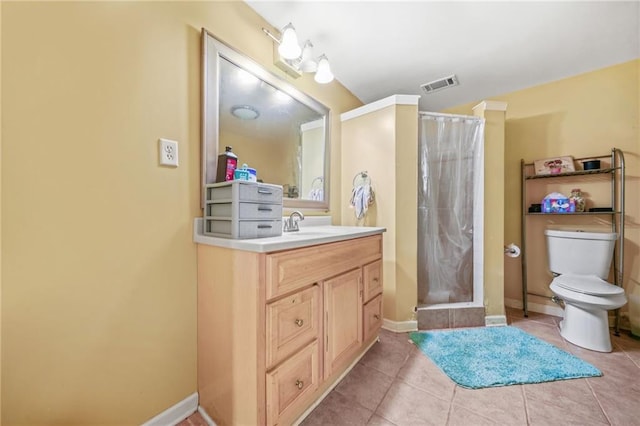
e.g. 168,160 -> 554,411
417,112 -> 485,328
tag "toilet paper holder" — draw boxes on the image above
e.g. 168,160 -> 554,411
504,243 -> 521,258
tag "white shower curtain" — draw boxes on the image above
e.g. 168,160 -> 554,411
418,113 -> 484,305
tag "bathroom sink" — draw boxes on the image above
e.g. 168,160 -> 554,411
194,218 -> 386,253
282,226 -> 361,237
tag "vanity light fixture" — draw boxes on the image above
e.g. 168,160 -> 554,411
231,105 -> 260,120
262,23 -> 334,84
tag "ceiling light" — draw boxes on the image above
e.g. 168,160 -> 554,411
231,105 -> 260,120
314,55 -> 334,84
262,24 -> 334,84
278,23 -> 301,60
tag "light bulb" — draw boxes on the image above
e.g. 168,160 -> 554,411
314,55 -> 334,84
299,41 -> 318,73
278,23 -> 301,60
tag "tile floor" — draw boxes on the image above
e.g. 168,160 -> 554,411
182,307 -> 640,425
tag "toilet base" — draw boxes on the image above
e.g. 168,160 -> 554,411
559,303 -> 612,352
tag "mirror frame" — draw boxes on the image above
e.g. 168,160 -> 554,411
201,28 -> 331,211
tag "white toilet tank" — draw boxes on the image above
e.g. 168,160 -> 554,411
544,230 -> 617,278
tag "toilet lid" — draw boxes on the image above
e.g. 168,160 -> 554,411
554,274 -> 624,296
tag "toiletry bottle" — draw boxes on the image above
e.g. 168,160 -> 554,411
216,146 -> 238,182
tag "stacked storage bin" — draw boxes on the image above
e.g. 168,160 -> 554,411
204,181 -> 283,239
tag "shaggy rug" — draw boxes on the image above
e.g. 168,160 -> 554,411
409,326 -> 601,389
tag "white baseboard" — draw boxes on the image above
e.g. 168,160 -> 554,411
141,392 -> 198,426
505,297 -> 564,317
382,318 -> 418,333
485,315 -> 508,326
197,406 -> 217,426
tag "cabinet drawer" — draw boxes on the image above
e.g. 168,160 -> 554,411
206,202 -> 282,220
205,181 -> 283,204
363,294 -> 383,343
238,182 -> 283,204
266,235 -> 382,300
266,286 -> 321,369
363,259 -> 383,302
266,341 -> 319,426
204,219 -> 282,239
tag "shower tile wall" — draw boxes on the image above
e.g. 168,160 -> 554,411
417,307 -> 485,330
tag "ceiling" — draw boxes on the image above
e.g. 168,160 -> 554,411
247,1 -> 640,112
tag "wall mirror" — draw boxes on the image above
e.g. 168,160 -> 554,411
201,29 -> 331,210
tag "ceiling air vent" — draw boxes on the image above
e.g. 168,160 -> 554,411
421,74 -> 459,94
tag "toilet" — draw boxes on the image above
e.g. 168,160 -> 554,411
545,229 -> 627,352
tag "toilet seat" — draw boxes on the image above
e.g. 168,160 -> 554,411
553,274 -> 624,296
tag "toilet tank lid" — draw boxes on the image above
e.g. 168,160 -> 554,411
554,274 -> 624,296
544,229 -> 617,241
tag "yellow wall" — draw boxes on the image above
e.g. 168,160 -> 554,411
341,102 -> 418,322
472,103 -> 507,317
1,2 -> 360,424
0,2 -> 3,421
447,60 -> 640,318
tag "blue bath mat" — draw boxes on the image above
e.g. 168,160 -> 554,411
409,326 -> 601,389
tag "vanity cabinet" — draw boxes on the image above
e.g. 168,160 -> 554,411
197,234 -> 383,426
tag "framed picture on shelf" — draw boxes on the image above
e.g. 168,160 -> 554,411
533,156 -> 575,175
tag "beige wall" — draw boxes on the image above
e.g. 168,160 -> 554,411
1,2 -> 360,424
472,104 -> 507,317
447,60 -> 640,319
341,103 -> 418,322
0,2 -> 3,421
219,130 -> 291,185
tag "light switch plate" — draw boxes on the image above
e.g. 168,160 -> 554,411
159,138 -> 179,167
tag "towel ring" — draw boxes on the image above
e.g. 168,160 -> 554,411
311,176 -> 324,189
352,171 -> 371,187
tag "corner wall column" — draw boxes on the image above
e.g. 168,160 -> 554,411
473,100 -> 508,317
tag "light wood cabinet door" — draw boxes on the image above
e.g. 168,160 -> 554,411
363,294 -> 383,343
324,268 -> 363,378
266,285 -> 321,369
363,259 -> 382,303
266,341 -> 320,426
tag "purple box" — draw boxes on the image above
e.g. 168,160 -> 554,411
542,197 -> 575,213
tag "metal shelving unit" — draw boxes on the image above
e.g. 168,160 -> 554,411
520,148 -> 626,333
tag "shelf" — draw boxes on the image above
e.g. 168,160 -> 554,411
520,148 -> 625,328
524,167 -> 618,180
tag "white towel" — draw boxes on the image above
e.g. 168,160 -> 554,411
350,184 -> 373,219
308,188 -> 323,201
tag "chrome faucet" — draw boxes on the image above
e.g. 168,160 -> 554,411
283,211 -> 305,232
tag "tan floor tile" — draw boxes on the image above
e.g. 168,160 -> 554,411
612,331 -> 640,367
360,332 -> 413,378
301,391 -> 373,426
375,380 -> 450,426
367,414 -> 398,426
452,385 -> 527,425
396,349 -> 456,401
335,363 -> 394,411
446,405 -> 496,426
507,307 -> 560,326
584,353 -> 640,425
298,310 -> 638,425
524,379 -> 609,425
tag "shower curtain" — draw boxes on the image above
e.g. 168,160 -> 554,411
418,113 -> 484,305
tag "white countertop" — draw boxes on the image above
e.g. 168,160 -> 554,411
193,218 -> 385,253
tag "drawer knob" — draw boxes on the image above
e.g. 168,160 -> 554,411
373,278 -> 379,282
373,314 -> 380,320
295,379 -> 304,390
295,319 -> 304,327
